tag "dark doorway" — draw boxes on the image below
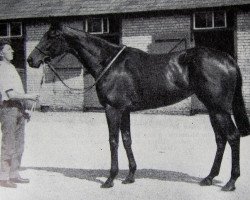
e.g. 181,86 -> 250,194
11,38 -> 26,90
11,38 -> 25,69
194,30 -> 235,57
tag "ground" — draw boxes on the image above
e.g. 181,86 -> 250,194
0,111 -> 250,200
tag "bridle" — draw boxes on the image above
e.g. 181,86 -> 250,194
35,46 -> 82,92
35,45 -> 126,93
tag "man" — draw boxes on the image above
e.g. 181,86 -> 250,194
0,40 -> 39,188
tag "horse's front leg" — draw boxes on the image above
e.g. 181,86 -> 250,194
121,110 -> 137,184
101,105 -> 122,188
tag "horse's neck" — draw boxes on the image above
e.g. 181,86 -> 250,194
63,26 -> 120,79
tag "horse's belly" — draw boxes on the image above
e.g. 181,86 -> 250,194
131,88 -> 193,111
153,90 -> 192,105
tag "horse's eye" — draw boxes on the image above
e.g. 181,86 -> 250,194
45,44 -> 52,51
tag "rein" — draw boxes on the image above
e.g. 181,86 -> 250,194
36,46 -> 81,92
35,45 -> 126,93
84,45 -> 126,92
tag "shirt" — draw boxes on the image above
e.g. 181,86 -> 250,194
0,61 -> 25,102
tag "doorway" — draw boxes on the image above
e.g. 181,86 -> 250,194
194,30 -> 235,57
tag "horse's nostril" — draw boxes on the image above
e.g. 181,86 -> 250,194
27,57 -> 33,66
43,56 -> 51,63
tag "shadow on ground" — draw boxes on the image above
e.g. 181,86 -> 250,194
23,167 -> 222,187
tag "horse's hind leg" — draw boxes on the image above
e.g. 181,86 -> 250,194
200,111 -> 240,191
101,105 -> 123,188
120,110 -> 137,184
220,113 -> 240,191
223,130 -> 240,191
200,112 -> 227,186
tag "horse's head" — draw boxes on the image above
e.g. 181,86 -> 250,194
28,22 -> 122,79
27,23 -> 70,68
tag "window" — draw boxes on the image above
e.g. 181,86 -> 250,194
0,22 -> 22,37
193,11 -> 227,30
0,23 -> 8,37
85,18 -> 109,34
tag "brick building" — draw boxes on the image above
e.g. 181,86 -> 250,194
0,0 -> 249,114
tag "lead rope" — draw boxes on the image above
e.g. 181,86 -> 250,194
34,45 -> 126,94
46,61 -> 82,92
31,64 -> 46,112
45,45 -> 126,93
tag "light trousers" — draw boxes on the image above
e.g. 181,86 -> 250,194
0,107 -> 25,180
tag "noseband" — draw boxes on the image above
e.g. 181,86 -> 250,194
35,46 -> 68,65
35,46 -> 52,63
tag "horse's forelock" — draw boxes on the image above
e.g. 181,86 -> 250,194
47,28 -> 63,40
50,22 -> 62,31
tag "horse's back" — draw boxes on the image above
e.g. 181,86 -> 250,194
126,46 -> 239,112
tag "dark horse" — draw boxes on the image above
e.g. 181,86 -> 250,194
28,23 -> 250,191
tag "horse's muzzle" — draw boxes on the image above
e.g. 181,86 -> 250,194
27,56 -> 43,68
27,57 -> 34,67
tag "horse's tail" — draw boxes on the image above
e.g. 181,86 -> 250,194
232,67 -> 250,137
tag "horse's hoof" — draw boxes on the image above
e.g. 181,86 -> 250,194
101,181 -> 114,188
200,178 -> 212,186
221,182 -> 236,191
122,177 -> 135,184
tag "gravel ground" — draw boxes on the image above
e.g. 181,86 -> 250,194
0,111 -> 250,200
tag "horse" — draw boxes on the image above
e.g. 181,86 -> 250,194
27,23 -> 250,191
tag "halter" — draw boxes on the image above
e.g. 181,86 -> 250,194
34,45 -> 126,92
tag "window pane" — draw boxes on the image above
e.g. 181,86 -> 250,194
195,12 -> 212,28
206,12 -> 213,27
10,22 -> 22,36
103,18 -> 108,33
214,11 -> 226,27
88,18 -> 102,33
83,20 -> 86,31
0,23 -> 8,36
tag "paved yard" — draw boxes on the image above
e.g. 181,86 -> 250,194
0,112 -> 250,200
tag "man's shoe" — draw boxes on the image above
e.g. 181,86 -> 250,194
10,177 -> 30,184
0,180 -> 17,188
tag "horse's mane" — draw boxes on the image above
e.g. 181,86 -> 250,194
64,25 -> 120,50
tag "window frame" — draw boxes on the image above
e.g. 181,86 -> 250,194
193,11 -> 227,30
0,22 -> 23,38
85,17 -> 109,34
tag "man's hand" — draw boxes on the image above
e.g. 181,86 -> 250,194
27,93 -> 40,101
23,110 -> 31,122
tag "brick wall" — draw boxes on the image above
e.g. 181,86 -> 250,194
26,21 -> 85,111
122,14 -> 192,114
122,15 -> 191,37
122,35 -> 152,52
237,11 -> 250,112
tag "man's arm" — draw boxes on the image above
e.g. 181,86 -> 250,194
6,89 -> 39,101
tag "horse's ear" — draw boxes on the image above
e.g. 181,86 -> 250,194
50,22 -> 62,31
49,22 -> 62,37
